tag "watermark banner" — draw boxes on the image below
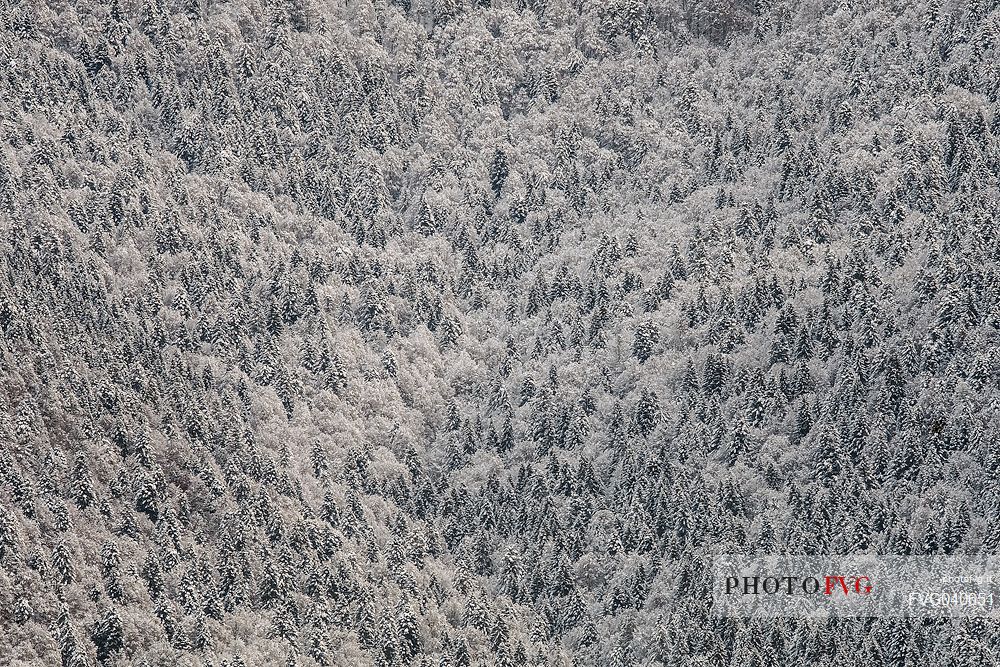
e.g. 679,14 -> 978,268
712,555 -> 1000,618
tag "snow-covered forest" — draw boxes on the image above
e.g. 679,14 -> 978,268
1,0 -> 999,664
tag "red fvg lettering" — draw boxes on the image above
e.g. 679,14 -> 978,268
824,576 -> 849,596
823,575 -> 872,595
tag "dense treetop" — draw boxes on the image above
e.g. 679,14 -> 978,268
1,0 -> 998,665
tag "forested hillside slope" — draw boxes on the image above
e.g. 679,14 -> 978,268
1,0 -> 999,665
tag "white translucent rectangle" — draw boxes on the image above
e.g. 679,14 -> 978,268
712,555 -> 1000,617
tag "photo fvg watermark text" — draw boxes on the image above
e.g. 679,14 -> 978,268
725,574 -> 873,596
713,555 -> 1000,618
